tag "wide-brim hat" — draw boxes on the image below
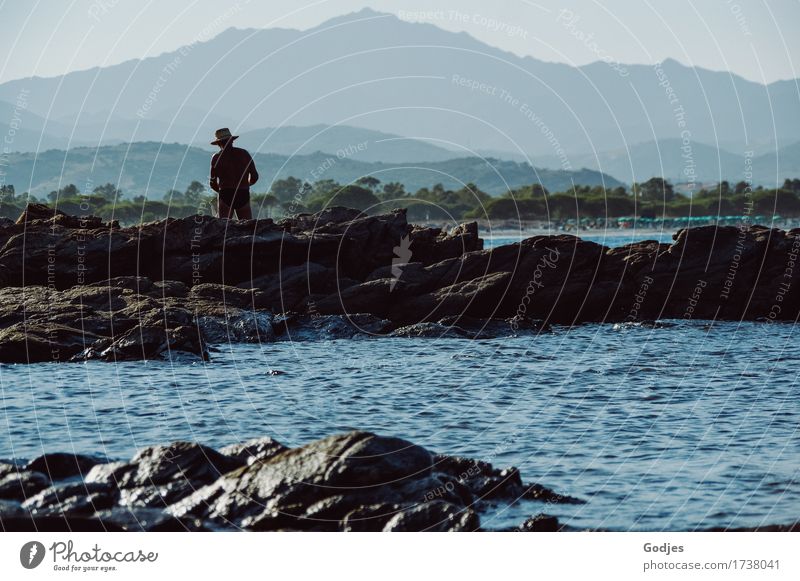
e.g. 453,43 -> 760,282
211,127 -> 238,145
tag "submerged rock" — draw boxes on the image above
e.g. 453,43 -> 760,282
197,311 -> 275,344
391,316 -> 547,339
391,322 -> 475,339
272,313 -> 393,340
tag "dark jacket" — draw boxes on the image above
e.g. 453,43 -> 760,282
209,146 -> 258,193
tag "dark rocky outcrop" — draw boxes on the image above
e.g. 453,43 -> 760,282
3,431 -> 794,533
0,469 -> 50,502
22,481 -> 117,517
1,205 -> 797,363
219,437 -> 289,466
26,453 -> 105,480
0,431 -> 576,532
1,204 -> 481,290
379,500 -> 480,532
83,441 -> 245,510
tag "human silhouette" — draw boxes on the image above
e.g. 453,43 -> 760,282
209,128 -> 258,219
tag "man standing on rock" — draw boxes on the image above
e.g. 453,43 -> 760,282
209,128 -> 258,219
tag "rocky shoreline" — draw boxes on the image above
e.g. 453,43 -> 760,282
1,203 -> 798,363
2,432 -> 796,532
0,431 -> 582,532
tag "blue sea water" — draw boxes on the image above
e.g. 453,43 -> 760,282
482,230 -> 674,249
2,320 -> 798,531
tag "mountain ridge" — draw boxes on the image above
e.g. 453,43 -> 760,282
2,8 -> 798,190
1,9 -> 796,155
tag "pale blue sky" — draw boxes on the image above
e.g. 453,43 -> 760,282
0,0 -> 797,84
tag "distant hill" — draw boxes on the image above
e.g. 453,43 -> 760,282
1,142 -> 623,197
234,125 -> 461,163
0,122 -> 94,152
0,104 -> 459,164
6,118 -> 797,188
532,139 -> 800,188
0,100 -> 100,151
753,141 -> 800,186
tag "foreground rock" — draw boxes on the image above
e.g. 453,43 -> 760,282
0,431 -> 580,532
1,204 -> 798,362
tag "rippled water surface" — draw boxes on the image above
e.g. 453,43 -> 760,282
482,230 -> 674,248
0,322 -> 800,530
2,321 -> 798,531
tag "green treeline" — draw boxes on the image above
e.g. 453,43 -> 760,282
1,176 -> 799,224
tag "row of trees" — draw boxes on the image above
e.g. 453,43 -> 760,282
2,177 -> 800,224
0,181 -> 216,223
262,176 -> 800,220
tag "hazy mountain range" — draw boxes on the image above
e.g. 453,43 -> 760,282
0,142 -> 622,198
2,114 -> 797,190
534,139 -> 800,188
1,8 -> 798,191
